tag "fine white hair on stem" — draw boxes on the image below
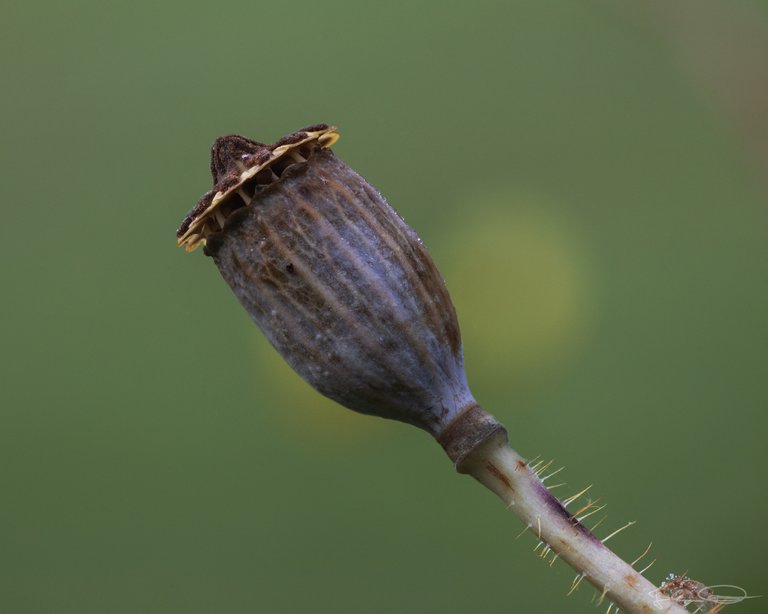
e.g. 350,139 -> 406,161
601,521 -> 636,544
631,542 -> 653,568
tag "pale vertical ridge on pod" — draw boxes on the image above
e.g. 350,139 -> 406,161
317,155 -> 466,398
292,201 -> 442,393
300,179 -> 454,378
323,177 -> 462,389
327,176 -> 458,360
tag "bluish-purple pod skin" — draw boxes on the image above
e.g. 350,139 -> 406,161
178,125 -> 505,455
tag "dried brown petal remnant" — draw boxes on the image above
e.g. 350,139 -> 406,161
178,125 -> 504,454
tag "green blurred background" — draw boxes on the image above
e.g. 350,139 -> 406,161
3,1 -> 767,612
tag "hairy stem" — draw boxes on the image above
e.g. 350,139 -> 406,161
460,431 -> 688,614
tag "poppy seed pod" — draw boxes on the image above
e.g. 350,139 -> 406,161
178,126 -> 698,614
178,124 -> 505,467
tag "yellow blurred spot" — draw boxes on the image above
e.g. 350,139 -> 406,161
442,194 -> 591,392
